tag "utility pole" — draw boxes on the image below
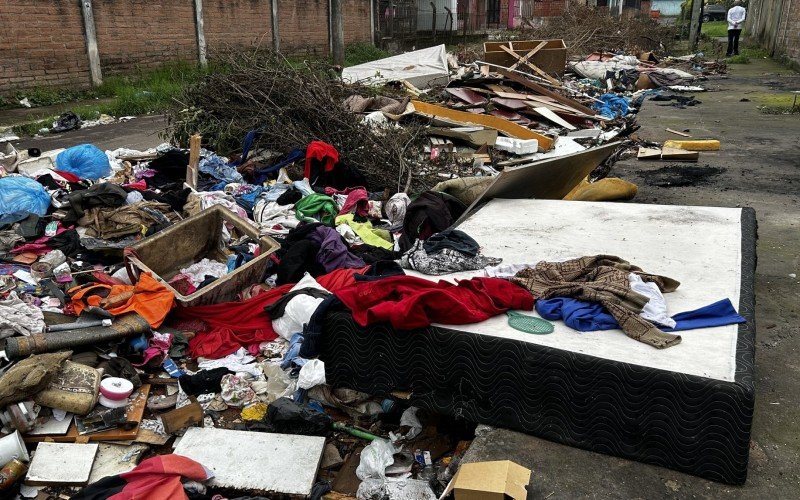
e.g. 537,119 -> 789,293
331,0 -> 345,66
688,0 -> 704,50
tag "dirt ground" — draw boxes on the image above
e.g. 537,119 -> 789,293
464,58 -> 800,498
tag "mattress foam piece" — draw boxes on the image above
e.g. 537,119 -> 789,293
322,198 -> 756,485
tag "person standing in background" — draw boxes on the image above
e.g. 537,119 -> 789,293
726,0 -> 747,56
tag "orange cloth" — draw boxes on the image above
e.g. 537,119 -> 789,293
69,273 -> 175,328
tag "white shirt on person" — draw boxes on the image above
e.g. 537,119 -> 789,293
727,6 -> 746,30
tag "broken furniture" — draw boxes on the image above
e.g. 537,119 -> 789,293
484,40 -> 568,77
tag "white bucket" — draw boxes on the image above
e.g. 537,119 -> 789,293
0,431 -> 29,464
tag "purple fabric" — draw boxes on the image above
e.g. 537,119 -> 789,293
309,226 -> 366,272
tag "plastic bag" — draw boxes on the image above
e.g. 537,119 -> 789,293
356,438 -> 398,481
298,359 -> 326,390
0,176 -> 50,225
243,397 -> 331,435
56,144 -> 111,180
51,111 -> 82,133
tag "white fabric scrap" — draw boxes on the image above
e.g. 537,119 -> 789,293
197,347 -> 262,378
629,273 -> 676,329
180,258 -> 229,287
0,292 -> 44,338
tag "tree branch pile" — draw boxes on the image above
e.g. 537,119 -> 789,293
520,4 -> 678,56
166,50 -> 437,192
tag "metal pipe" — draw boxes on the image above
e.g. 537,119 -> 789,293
5,313 -> 150,359
46,319 -> 112,332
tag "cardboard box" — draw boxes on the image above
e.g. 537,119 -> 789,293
441,460 -> 531,500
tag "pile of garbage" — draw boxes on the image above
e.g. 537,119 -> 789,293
0,38 -> 725,499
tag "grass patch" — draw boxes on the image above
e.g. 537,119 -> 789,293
702,21 -> 728,38
344,42 -> 389,67
94,61 -> 212,115
749,93 -> 800,114
13,119 -> 51,137
726,46 -> 770,64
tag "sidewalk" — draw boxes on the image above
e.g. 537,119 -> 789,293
463,58 -> 800,499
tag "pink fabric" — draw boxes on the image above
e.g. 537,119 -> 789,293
337,187 -> 369,217
11,224 -> 70,255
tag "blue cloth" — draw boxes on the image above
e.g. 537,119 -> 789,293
229,129 -> 261,167
536,298 -> 745,332
234,186 -> 264,213
199,153 -> 245,184
592,93 -> 630,119
253,148 -> 305,184
281,333 -> 306,370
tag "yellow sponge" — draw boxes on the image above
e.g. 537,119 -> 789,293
564,177 -> 638,202
663,139 -> 720,151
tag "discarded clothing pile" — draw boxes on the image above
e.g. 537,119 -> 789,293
512,255 -> 683,348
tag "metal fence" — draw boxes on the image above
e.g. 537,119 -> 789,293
374,1 -> 503,49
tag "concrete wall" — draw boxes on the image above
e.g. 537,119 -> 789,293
0,0 -> 373,94
747,0 -> 800,66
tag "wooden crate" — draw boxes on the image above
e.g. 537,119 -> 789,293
484,39 -> 567,75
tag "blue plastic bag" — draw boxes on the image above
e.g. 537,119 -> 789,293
592,93 -> 630,119
0,176 -> 51,225
56,144 -> 111,180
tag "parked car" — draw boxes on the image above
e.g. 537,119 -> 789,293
703,4 -> 727,22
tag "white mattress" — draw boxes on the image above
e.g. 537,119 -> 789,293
406,199 -> 743,382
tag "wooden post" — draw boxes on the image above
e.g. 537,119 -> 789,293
79,0 -> 102,86
186,134 -> 201,190
431,2 -> 437,42
271,0 -> 280,52
688,0 -> 703,50
193,0 -> 208,67
331,0 -> 345,66
370,0 -> 376,45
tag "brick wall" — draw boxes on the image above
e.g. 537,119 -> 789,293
204,0 -> 273,54
533,0 -> 568,17
93,0 -> 199,75
343,0 -> 372,45
279,0 -> 330,55
0,0 -> 374,94
0,0 -> 90,93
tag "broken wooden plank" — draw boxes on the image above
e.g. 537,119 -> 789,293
666,128 -> 691,137
637,147 -> 663,160
428,127 -> 498,147
160,401 -> 204,434
496,67 -> 596,116
489,109 -> 532,126
509,40 -> 549,71
25,385 -> 150,444
499,44 -> 560,85
186,134 -> 201,190
445,87 -> 488,105
531,107 -> 577,130
411,100 -> 554,150
661,147 -> 700,161
490,97 -> 529,111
